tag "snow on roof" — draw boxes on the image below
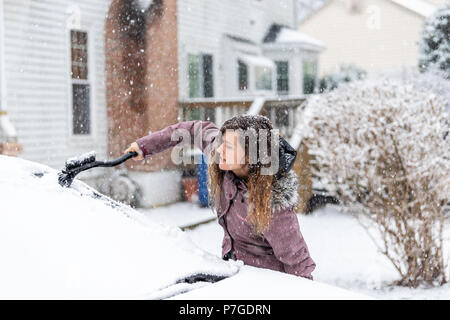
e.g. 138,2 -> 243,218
276,27 -> 326,49
263,24 -> 325,51
238,53 -> 275,69
140,1 -> 437,29
297,0 -> 331,24
299,0 -> 436,23
390,0 -> 437,17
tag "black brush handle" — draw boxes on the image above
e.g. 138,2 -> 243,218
96,151 -> 138,167
59,151 -> 140,187
64,151 -> 138,174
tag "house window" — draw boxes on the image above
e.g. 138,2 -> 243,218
303,59 -> 317,94
188,54 -> 200,98
182,106 -> 215,123
238,60 -> 248,91
188,53 -> 214,98
275,61 -> 289,94
275,107 -> 290,127
70,30 -> 90,135
183,106 -> 200,121
255,66 -> 272,90
202,55 -> 214,98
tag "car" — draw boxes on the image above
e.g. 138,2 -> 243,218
0,155 -> 368,299
305,178 -> 340,213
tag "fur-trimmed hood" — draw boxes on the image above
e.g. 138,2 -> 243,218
227,170 -> 299,212
271,170 -> 299,211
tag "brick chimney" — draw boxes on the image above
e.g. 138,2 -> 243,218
105,0 -> 179,172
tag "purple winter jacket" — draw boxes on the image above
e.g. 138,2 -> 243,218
136,120 -> 316,280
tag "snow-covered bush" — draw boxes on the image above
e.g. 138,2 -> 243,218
399,67 -> 450,120
319,64 -> 366,93
303,80 -> 450,287
419,1 -> 450,79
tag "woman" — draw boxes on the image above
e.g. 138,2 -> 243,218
124,115 -> 316,280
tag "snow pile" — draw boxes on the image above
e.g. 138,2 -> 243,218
0,155 -> 239,299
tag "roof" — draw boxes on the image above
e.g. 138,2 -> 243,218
238,53 -> 276,68
297,0 -> 331,23
263,24 -> 326,51
299,0 -> 437,23
276,27 -> 326,48
390,0 -> 437,17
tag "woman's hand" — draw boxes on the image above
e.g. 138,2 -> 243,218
124,142 -> 144,161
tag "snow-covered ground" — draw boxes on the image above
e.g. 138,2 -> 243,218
163,203 -> 450,300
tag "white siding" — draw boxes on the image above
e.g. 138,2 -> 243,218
3,0 -> 110,172
177,0 -> 295,100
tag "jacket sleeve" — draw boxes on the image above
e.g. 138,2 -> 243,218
136,120 -> 219,158
263,207 -> 316,280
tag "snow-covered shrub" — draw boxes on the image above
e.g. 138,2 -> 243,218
303,79 -> 450,287
419,1 -> 450,79
319,64 -> 367,93
399,66 -> 450,120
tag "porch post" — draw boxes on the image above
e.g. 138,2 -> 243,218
0,0 -> 22,156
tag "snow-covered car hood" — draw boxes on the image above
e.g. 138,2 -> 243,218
170,266 -> 369,300
0,155 -> 239,299
0,155 -> 369,299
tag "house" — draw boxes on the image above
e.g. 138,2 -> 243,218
0,0 -> 110,187
0,0 -> 324,209
106,0 -> 324,208
298,0 -> 443,76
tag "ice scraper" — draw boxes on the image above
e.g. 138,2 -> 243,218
58,151 -> 138,187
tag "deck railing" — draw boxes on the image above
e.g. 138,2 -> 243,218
179,96 -> 306,139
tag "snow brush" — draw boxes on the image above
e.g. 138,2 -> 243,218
58,151 -> 138,188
